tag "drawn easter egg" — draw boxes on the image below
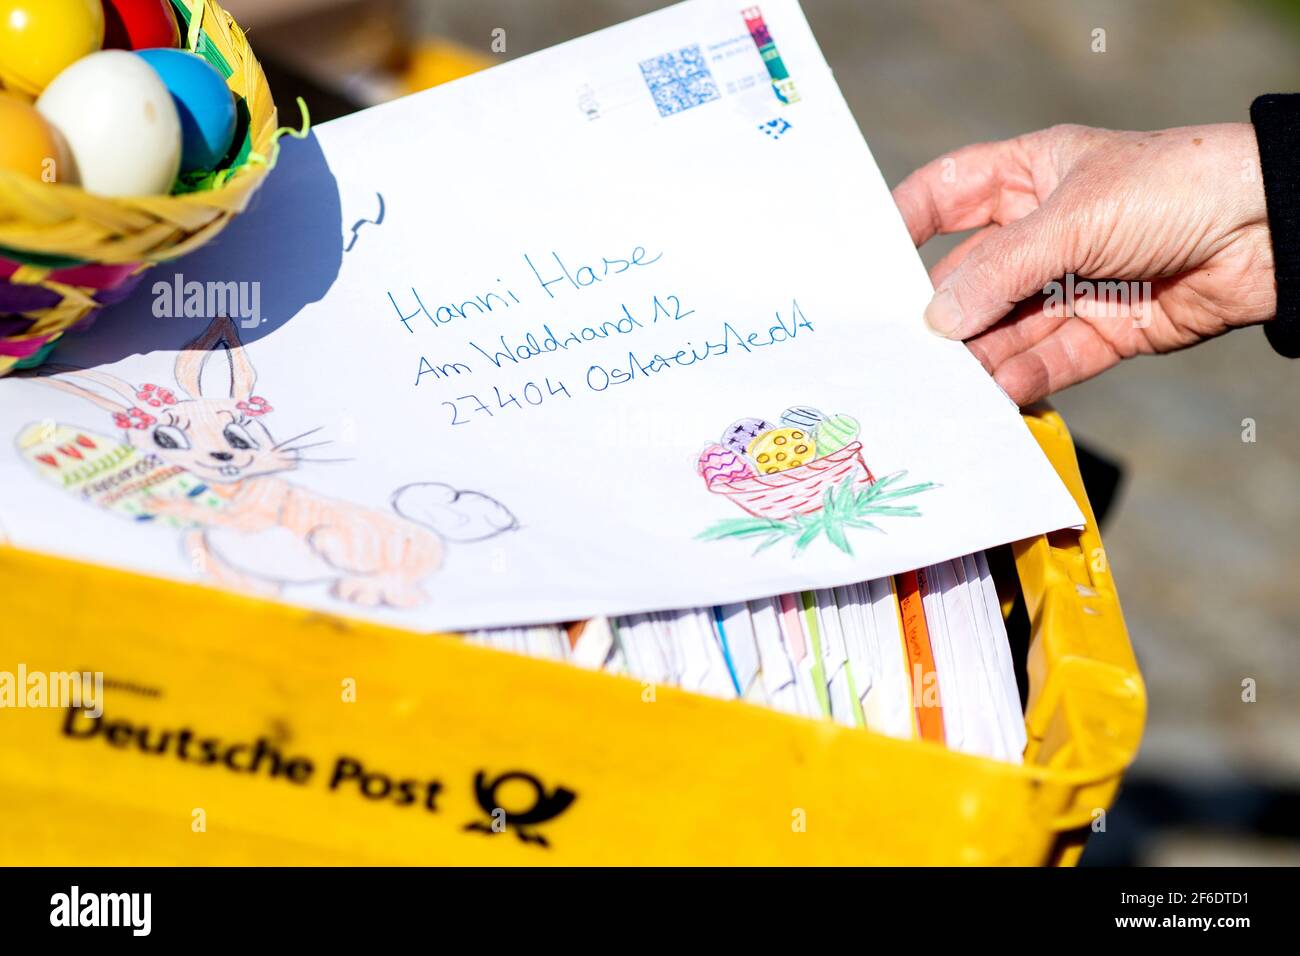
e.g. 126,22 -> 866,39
747,427 -> 816,475
697,443 -> 755,486
720,416 -> 774,456
814,413 -> 860,455
17,421 -> 226,527
779,405 -> 825,431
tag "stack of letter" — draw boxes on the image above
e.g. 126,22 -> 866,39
464,549 -> 1028,764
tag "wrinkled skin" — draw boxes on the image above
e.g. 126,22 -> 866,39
893,123 -> 1276,405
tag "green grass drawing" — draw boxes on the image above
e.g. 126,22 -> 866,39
697,471 -> 937,556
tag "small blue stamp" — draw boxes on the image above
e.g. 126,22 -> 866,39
639,45 -> 721,117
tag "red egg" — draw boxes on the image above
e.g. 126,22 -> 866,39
101,0 -> 180,51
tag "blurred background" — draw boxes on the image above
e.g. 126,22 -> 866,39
224,0 -> 1300,865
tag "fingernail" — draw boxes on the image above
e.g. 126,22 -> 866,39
924,287 -> 962,338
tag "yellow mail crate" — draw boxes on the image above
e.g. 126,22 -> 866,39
0,406 -> 1143,865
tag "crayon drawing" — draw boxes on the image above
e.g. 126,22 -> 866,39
17,317 -> 517,609
696,404 -> 935,556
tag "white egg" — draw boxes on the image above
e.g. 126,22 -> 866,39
36,50 -> 181,198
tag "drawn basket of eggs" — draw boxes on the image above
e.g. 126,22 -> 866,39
697,406 -> 877,521
0,0 -> 283,376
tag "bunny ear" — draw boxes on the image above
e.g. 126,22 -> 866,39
66,368 -> 141,405
175,317 -> 257,401
33,370 -> 131,415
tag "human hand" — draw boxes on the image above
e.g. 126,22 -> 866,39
893,123 -> 1276,404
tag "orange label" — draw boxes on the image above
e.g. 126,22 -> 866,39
895,569 -> 944,743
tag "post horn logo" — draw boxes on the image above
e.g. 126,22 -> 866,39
464,770 -> 577,848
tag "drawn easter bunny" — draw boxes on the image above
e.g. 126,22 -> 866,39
37,316 -> 517,608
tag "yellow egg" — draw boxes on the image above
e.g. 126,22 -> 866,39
747,427 -> 817,475
0,90 -> 72,182
0,0 -> 105,97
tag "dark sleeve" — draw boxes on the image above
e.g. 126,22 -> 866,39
1252,94 -> 1300,358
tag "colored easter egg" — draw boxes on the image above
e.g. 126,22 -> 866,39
102,0 -> 181,51
720,416 -> 775,456
0,91 -> 74,183
697,443 -> 756,486
36,50 -> 181,196
0,0 -> 104,97
814,413 -> 860,455
779,405 -> 825,430
136,48 -> 236,172
747,427 -> 816,475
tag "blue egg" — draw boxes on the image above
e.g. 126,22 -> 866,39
134,48 -> 236,173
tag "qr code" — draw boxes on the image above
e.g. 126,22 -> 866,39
639,45 -> 721,117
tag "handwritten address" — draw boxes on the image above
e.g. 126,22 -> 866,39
385,243 -> 815,427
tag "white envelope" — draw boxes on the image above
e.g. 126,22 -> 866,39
0,0 -> 1082,632
715,602 -> 765,702
748,596 -> 807,716
864,577 -> 915,740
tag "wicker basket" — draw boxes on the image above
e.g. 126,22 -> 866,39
706,442 -> 876,520
0,0 -> 282,376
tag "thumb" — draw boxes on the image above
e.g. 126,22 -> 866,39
923,204 -> 1073,340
